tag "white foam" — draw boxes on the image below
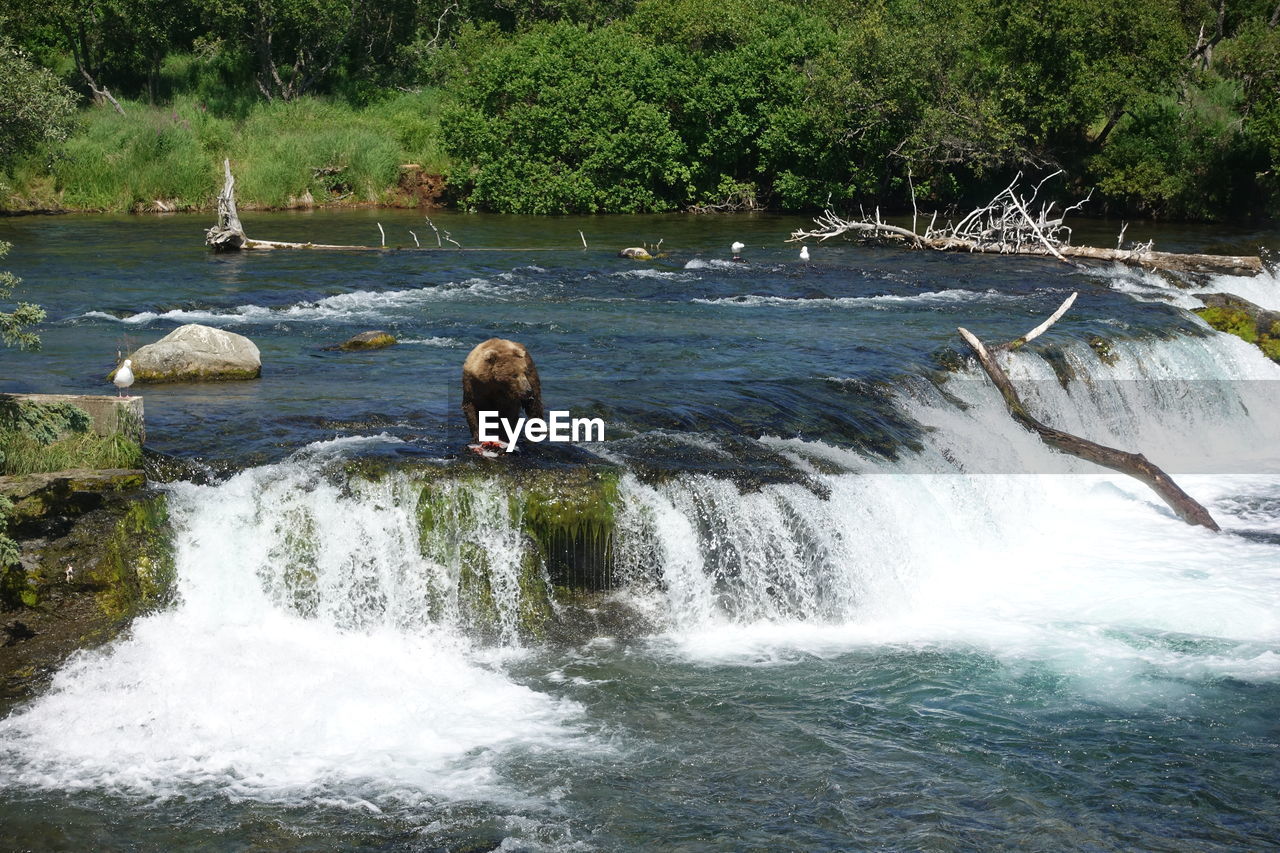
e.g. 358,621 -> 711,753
610,268 -> 695,281
1092,262 -> 1280,313
1194,268 -> 1280,311
617,333 -> 1280,693
1088,263 -> 1204,308
399,337 -> 462,347
691,289 -> 1017,308
683,258 -> 740,270
0,461 -> 591,806
82,280 -> 524,327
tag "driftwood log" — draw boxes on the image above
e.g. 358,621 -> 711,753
205,160 -> 247,251
958,294 -> 1220,531
205,160 -> 403,251
791,172 -> 1264,277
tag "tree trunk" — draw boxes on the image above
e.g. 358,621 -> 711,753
204,160 -> 247,251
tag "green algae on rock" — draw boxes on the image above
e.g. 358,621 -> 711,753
0,474 -> 174,700
334,331 -> 398,351
1195,293 -> 1280,364
408,462 -> 627,641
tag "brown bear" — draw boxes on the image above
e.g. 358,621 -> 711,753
461,338 -> 545,445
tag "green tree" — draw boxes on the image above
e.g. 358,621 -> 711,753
981,0 -> 1189,152
0,44 -> 59,348
199,0 -> 424,100
0,39 -> 78,178
0,243 -> 45,351
1219,15 -> 1280,210
442,22 -> 691,212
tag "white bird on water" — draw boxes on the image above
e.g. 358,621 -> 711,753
800,245 -> 810,262
113,359 -> 134,397
731,241 -> 745,254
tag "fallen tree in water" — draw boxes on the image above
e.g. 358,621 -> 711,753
206,159 -> 383,251
204,160 -> 461,252
957,293 -> 1221,532
791,172 -> 1265,277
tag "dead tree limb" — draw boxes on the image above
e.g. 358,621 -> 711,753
791,173 -> 1264,277
205,160 -> 246,251
78,66 -> 125,116
205,160 -> 389,251
204,164 -> 477,251
958,295 -> 1220,532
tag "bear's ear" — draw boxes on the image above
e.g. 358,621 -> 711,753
485,350 -> 499,363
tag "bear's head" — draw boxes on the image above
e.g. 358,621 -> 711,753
482,339 -> 537,399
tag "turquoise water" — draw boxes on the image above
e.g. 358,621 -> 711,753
1,211 -> 1278,851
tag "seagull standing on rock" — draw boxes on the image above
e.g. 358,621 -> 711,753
113,359 -> 135,397
800,245 -> 811,262
731,241 -> 745,262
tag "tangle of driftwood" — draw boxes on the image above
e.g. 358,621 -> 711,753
790,172 -> 1263,277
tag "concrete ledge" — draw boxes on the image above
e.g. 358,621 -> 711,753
1,394 -> 144,443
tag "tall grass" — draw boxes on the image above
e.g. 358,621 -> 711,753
54,102 -> 221,210
0,400 -> 142,474
0,430 -> 143,475
235,99 -> 404,207
1,68 -> 453,212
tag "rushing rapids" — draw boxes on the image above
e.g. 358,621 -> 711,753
4,330 -> 1278,806
1,212 -> 1277,849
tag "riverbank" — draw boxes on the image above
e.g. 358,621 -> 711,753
0,93 -> 450,215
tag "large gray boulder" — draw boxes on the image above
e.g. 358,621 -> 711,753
120,323 -> 261,382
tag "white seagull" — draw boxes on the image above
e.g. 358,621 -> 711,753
113,359 -> 135,397
731,241 -> 745,254
800,245 -> 810,262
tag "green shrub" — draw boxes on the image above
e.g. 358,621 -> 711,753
0,400 -> 142,475
1088,81 -> 1256,220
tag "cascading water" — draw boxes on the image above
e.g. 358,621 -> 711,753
3,215 -> 1280,847
0,438 -> 589,807
606,331 -> 1280,690
3,327 -> 1277,810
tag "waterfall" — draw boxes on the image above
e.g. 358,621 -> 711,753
610,332 -> 1280,682
2,328 -> 1278,804
0,439 -> 585,804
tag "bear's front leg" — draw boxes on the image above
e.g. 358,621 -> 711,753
462,401 -> 481,443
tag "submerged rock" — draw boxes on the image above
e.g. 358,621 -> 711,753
1088,335 -> 1120,366
332,330 -> 397,352
115,323 -> 261,382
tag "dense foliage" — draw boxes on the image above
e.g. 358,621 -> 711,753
0,242 -> 45,350
0,39 -> 76,178
2,0 -> 1278,218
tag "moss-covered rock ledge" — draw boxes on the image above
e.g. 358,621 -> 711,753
339,456 -> 645,643
1195,293 -> 1280,363
0,394 -> 169,701
415,463 -> 631,643
0,469 -> 174,700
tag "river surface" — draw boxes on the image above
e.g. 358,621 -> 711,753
1,210 -> 1279,850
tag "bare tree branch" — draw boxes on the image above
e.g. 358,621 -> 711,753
78,66 -> 125,115
789,174 -> 1263,276
957,298 -> 1220,532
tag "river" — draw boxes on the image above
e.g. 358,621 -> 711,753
0,210 -> 1278,850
